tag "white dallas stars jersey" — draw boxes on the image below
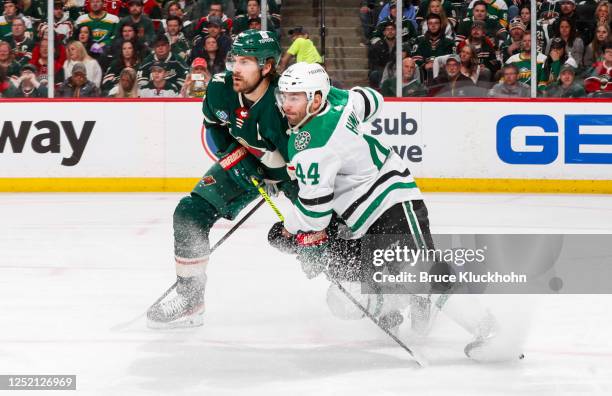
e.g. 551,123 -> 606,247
283,87 -> 423,238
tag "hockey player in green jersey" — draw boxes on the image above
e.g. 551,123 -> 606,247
147,30 -> 295,329
275,62 -> 524,362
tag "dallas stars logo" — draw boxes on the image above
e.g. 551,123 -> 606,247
294,131 -> 311,151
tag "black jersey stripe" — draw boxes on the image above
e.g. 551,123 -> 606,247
298,193 -> 334,206
353,88 -> 371,121
342,168 -> 411,219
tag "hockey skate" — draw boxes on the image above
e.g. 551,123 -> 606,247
464,311 -> 524,362
147,276 -> 205,329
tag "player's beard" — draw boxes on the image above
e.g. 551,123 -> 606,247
233,70 -> 264,94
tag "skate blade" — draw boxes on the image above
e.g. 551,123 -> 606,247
147,310 -> 204,330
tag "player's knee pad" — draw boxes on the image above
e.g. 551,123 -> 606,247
326,282 -> 383,320
173,194 -> 220,259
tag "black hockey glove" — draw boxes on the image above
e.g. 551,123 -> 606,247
268,222 -> 298,254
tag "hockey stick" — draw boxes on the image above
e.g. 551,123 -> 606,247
111,198 -> 266,331
251,178 -> 427,367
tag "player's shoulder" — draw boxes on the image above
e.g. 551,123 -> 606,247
207,71 -> 233,93
203,71 -> 234,108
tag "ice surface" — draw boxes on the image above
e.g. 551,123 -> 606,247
0,193 -> 611,395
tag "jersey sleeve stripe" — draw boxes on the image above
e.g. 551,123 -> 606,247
342,168 -> 411,219
350,182 -> 417,233
353,88 -> 371,121
298,193 -> 334,206
295,199 -> 333,218
363,87 -> 380,121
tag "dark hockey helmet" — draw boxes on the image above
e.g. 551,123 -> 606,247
228,29 -> 282,68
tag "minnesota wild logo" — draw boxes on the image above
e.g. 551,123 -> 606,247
294,131 -> 311,151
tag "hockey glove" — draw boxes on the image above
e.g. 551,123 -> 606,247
296,230 -> 331,279
218,144 -> 264,190
268,222 -> 298,254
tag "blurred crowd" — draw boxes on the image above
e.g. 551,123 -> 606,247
0,0 -> 281,97
363,0 -> 612,97
1,0 -> 611,98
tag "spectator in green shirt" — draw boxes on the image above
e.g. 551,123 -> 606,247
544,64 -> 586,97
278,26 -> 322,73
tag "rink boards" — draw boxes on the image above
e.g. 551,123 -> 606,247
0,98 -> 611,193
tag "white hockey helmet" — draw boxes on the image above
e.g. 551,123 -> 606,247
277,62 -> 331,130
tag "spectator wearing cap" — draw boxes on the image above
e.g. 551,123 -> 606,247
541,37 -> 578,89
584,40 -> 612,95
411,14 -> 456,81
30,37 -> 66,85
180,57 -> 210,98
192,1 -> 233,40
416,0 -> 457,33
374,2 -> 419,44
368,20 -> 397,88
117,0 -> 156,48
544,64 -> 586,97
380,57 -> 428,97
164,15 -> 191,61
456,1 -> 507,45
107,67 -> 140,97
64,40 -> 103,87
466,0 -> 509,29
56,62 -> 100,97
140,60 -> 180,97
457,20 -> 499,82
190,16 -> 231,60
488,63 -> 530,97
428,54 -> 476,96
0,39 -> 19,77
584,23 -> 611,69
74,0 -> 120,51
278,26 -> 323,73
138,33 -> 188,87
6,16 -> 34,67
232,0 -> 278,36
0,0 -> 33,41
500,17 -> 525,62
377,0 -> 417,30
36,1 -> 74,45
554,16 -> 584,69
2,63 -> 48,97
101,39 -> 141,95
505,31 -> 547,89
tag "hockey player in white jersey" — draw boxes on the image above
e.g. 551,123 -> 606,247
274,62 -> 524,362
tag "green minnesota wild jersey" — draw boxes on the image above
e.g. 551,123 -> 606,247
284,88 -> 422,238
202,71 -> 291,182
75,12 -> 119,45
506,52 -> 547,88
